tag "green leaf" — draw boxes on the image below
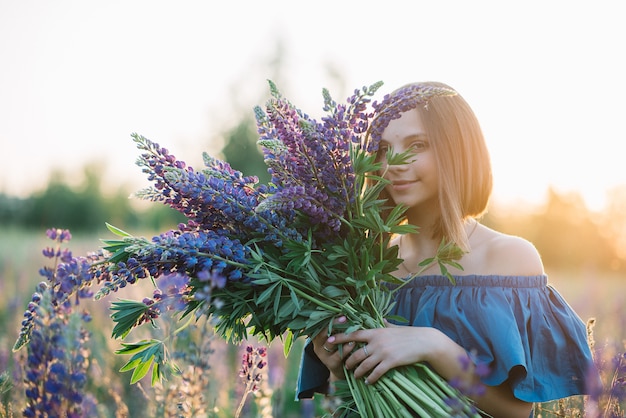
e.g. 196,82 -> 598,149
151,362 -> 161,386
276,298 -> 297,321
110,299 -> 150,339
321,286 -> 348,299
273,287 -> 284,318
256,282 -> 280,305
115,339 -> 159,356
105,222 -> 133,238
130,355 -> 154,384
100,239 -> 128,248
344,324 -> 362,335
283,330 -> 294,357
119,357 -> 141,372
418,257 -> 435,267
385,314 -> 409,324
116,339 -> 174,385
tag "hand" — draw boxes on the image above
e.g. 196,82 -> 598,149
311,316 -> 357,380
328,323 -> 450,385
326,322 -> 535,417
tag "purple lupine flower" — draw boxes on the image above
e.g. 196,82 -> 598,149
21,278 -> 92,417
15,230 -> 99,351
239,345 -> 268,393
131,133 -> 303,247
133,134 -> 257,225
152,273 -> 191,312
255,85 -> 381,240
49,255 -> 96,305
13,283 -> 48,352
93,228 -> 254,301
447,350 -> 490,413
46,228 -> 72,243
39,229 -> 99,306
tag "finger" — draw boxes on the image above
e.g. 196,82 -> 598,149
338,340 -> 356,358
312,331 -> 326,345
326,315 -> 347,335
322,344 -> 337,353
328,329 -> 369,345
319,334 -> 355,357
383,319 -> 399,328
362,362 -> 388,385
344,345 -> 372,372
350,345 -> 392,383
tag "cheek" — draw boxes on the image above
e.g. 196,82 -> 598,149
377,161 -> 390,177
415,153 -> 437,173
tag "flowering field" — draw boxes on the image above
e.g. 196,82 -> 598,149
0,228 -> 327,417
1,226 -> 624,417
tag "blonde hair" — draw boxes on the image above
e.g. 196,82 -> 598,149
373,81 -> 492,250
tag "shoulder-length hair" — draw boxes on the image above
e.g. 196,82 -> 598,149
372,81 -> 492,250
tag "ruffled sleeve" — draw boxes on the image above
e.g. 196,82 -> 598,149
391,274 -> 598,402
295,338 -> 330,399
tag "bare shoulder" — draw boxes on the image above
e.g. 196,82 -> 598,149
473,225 -> 545,276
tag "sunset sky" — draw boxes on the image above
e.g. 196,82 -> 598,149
1,0 -> 624,212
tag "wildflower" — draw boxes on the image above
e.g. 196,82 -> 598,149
450,350 -> 490,398
21,288 -> 91,417
235,345 -> 268,418
14,229 -> 94,416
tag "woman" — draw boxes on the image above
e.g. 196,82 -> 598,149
296,82 -> 597,417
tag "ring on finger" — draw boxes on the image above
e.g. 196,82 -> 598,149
363,345 -> 370,357
323,345 -> 334,353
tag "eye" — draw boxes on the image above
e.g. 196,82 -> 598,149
377,143 -> 392,159
409,140 -> 428,153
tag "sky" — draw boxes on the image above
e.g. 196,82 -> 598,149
1,0 -> 624,212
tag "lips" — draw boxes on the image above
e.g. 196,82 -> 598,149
391,180 -> 418,186
389,180 -> 419,192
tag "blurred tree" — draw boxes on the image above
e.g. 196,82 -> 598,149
220,116 -> 270,184
486,188 -> 622,272
0,164 -> 184,233
24,168 -> 106,231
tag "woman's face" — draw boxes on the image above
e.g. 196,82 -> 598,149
378,109 -> 439,211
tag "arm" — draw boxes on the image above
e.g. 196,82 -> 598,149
325,325 -> 533,418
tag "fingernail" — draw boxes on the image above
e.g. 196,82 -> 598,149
364,379 -> 370,385
348,341 -> 354,346
327,336 -> 335,343
338,316 -> 346,323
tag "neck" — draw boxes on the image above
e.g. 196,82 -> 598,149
404,205 -> 441,242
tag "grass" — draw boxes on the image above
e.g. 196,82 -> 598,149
0,227 -> 624,417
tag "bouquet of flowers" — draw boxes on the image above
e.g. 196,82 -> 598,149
15,81 -> 482,417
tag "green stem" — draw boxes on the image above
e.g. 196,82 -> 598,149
389,257 -> 438,295
290,287 -> 344,315
378,374 -> 435,417
169,312 -> 196,338
364,293 -> 385,327
345,370 -> 374,417
373,378 -> 414,418
390,370 -> 448,413
234,380 -> 253,418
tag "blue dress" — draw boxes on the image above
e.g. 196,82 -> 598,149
296,274 -> 597,403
